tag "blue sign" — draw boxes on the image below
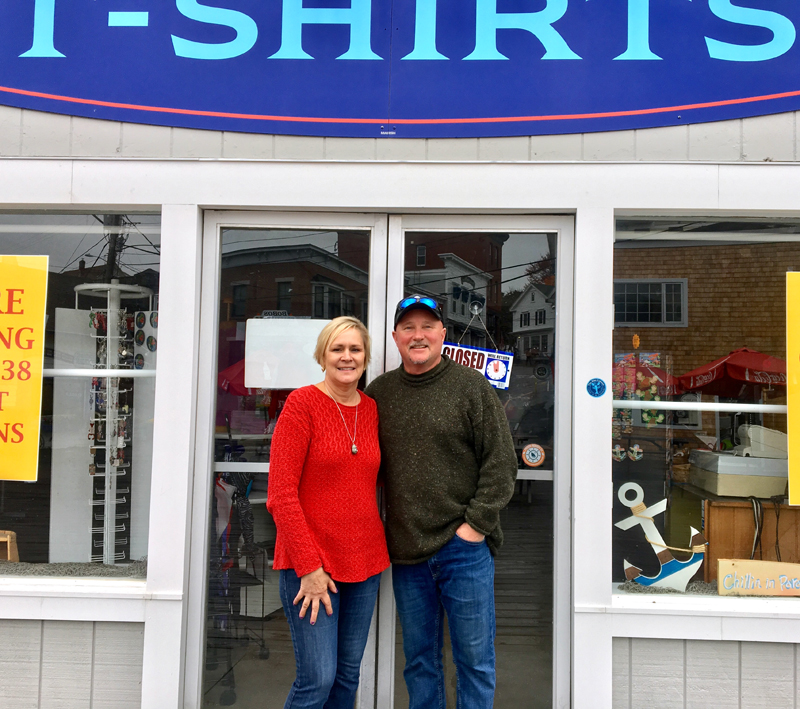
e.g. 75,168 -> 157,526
2,1 -> 800,138
587,378 -> 606,397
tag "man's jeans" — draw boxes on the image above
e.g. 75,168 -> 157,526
393,534 -> 496,709
280,569 -> 381,709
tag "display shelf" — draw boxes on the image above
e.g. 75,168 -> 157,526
50,279 -> 157,565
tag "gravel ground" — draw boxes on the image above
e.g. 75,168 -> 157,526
0,558 -> 147,578
617,580 -> 718,595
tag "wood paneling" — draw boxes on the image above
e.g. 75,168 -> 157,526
630,638 -> 685,709
40,622 -> 93,709
614,639 -> 799,709
703,500 -> 800,582
685,640 -> 739,709
741,642 -> 795,708
0,619 -> 41,709
0,619 -> 143,709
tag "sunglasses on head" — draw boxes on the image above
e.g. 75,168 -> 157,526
398,295 -> 439,311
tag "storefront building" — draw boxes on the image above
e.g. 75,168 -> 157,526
3,3 -> 800,708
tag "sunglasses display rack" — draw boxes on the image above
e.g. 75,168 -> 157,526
88,300 -> 136,565
50,280 -> 157,566
74,280 -> 154,566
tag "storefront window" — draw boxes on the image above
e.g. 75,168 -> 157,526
612,219 -> 795,596
0,213 -> 160,578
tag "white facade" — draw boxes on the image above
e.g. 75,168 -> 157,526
2,105 -> 800,708
510,283 -> 555,358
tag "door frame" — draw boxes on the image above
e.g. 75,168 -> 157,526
184,210 -> 574,709
184,211 -> 389,708
379,214 -> 574,709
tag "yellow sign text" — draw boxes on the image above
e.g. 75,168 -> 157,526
0,256 -> 48,481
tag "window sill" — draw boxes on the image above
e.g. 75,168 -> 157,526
0,575 -> 178,600
574,589 -> 800,643
609,589 -> 800,619
0,577 -> 181,622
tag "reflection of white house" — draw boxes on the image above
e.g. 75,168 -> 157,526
510,283 -> 555,358
405,252 -> 491,347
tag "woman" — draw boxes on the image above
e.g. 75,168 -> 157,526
267,316 -> 389,709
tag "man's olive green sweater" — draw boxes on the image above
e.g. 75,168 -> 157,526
365,356 -> 517,564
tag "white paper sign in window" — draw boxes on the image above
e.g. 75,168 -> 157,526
244,318 -> 328,389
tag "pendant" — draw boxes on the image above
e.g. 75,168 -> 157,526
351,444 -> 358,455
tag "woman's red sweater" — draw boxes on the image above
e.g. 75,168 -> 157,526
267,385 -> 389,582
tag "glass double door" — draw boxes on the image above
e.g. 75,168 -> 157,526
190,212 -> 573,709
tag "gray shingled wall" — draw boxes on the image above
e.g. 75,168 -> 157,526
613,637 -> 800,709
1,106 -> 798,162
0,619 -> 144,709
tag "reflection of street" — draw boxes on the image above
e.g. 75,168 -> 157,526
498,359 -> 555,467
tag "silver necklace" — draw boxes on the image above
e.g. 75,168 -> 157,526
323,384 -> 358,454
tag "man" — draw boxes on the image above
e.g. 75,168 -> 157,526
365,294 -> 517,709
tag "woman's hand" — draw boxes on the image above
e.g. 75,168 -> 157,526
294,567 -> 338,625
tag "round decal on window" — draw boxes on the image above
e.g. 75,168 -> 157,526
136,312 -> 146,329
147,336 -> 157,352
522,443 -> 545,468
134,354 -> 145,370
135,330 -> 145,346
150,312 -> 158,329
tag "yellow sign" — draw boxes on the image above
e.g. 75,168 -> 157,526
0,256 -> 48,481
788,273 -> 800,504
718,559 -> 800,596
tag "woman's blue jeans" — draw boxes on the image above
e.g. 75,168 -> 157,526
279,569 -> 381,709
392,535 -> 496,709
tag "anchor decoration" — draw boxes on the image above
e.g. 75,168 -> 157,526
627,444 -> 644,461
615,482 -> 707,592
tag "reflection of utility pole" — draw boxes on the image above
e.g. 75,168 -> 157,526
103,214 -> 122,281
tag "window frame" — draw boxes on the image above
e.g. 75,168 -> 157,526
613,278 -> 688,328
276,278 -> 293,313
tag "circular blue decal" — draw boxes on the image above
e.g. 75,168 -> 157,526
587,378 -> 606,398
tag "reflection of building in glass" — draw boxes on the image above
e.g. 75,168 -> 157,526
220,243 -> 369,322
217,238 -> 370,400
404,232 -> 507,345
508,283 -> 555,360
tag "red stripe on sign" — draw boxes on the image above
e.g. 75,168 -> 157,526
2,84 -> 800,125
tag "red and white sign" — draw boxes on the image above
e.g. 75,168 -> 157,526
442,342 -> 514,390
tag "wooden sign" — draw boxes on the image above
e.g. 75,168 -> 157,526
718,559 -> 800,596
788,273 -> 800,504
0,256 -> 48,482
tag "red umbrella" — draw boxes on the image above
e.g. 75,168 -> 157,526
679,347 -> 786,397
218,359 -> 262,396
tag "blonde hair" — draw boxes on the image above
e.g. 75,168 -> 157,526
314,316 -> 371,368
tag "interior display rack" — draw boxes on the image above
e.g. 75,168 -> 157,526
74,281 -> 153,565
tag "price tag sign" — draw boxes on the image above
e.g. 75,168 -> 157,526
0,256 -> 48,481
